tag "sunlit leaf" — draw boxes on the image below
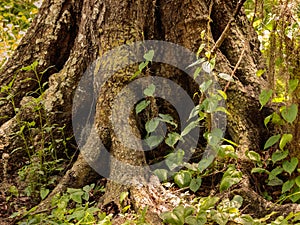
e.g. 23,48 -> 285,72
174,171 -> 192,188
279,134 -> 293,150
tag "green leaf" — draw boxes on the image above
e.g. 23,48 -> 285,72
189,177 -> 202,192
143,50 -> 154,61
135,100 -> 150,114
70,192 -> 83,204
271,150 -> 289,164
120,191 -> 129,204
139,61 -> 148,71
199,80 -> 212,93
218,73 -> 234,82
289,187 -> 300,203
67,188 -> 82,194
264,134 -> 281,149
196,44 -> 206,57
283,157 -> 298,175
282,179 -> 295,193
207,128 -> 223,147
279,134 -> 293,150
153,169 -> 168,182
259,89 -> 273,109
267,177 -> 283,186
209,58 -> 216,70
269,166 -> 283,180
160,211 -> 182,225
187,58 -> 205,69
185,216 -> 206,225
83,184 -> 95,193
144,84 -> 156,96
251,168 -> 269,174
193,67 -> 202,79
288,79 -> 299,94
231,195 -> 243,209
245,150 -> 261,162
264,114 -> 272,127
198,155 -> 214,173
295,176 -> 300,187
174,171 -> 192,188
166,149 -> 185,170
165,132 -> 182,148
217,90 -> 227,100
220,165 -> 242,192
130,70 -> 141,80
271,112 -> 285,125
145,118 -> 160,133
281,104 -> 298,123
40,188 -> 49,200
158,113 -> 177,128
68,210 -> 86,221
206,99 -> 219,113
256,69 -> 265,77
181,120 -> 198,136
145,135 -> 163,148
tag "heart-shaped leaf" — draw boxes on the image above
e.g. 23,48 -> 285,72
282,179 -> 295,193
143,50 -> 154,61
189,177 -> 202,192
40,188 -> 50,200
288,79 -> 299,94
174,171 -> 192,188
246,150 -> 261,162
281,104 -> 298,123
259,89 -> 273,109
143,84 -> 156,96
153,169 -> 168,182
145,135 -> 164,148
283,157 -> 298,175
166,149 -> 185,170
145,118 -> 160,133
271,150 -> 289,164
165,132 -> 182,148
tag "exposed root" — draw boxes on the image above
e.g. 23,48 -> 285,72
101,175 -> 181,225
217,176 -> 300,219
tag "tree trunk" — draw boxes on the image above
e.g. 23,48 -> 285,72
1,0 -> 299,224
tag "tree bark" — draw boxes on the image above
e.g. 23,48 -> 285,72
1,0 -> 298,224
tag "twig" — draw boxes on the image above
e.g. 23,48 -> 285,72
224,41 -> 247,93
211,0 -> 247,54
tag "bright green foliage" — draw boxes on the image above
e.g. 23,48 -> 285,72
0,0 -> 40,67
259,89 -> 273,109
281,104 -> 298,124
264,134 -> 281,149
219,165 -> 242,192
15,184 -> 109,225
